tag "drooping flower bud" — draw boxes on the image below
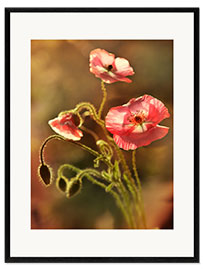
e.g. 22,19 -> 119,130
66,179 -> 82,198
48,112 -> 83,141
38,164 -> 52,186
56,176 -> 68,193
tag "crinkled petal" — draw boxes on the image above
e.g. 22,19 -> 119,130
89,59 -> 104,75
125,96 -> 150,115
89,48 -> 134,84
105,106 -> 133,135
90,48 -> 115,67
126,95 -> 170,124
113,125 -> 169,150
112,74 -> 133,83
146,95 -> 170,124
48,116 -> 83,141
97,71 -> 133,84
93,72 -> 120,84
115,57 -> 134,76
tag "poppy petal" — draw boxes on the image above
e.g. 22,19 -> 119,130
115,57 -> 134,76
105,106 -> 132,135
48,114 -> 83,141
113,125 -> 169,150
89,48 -> 134,84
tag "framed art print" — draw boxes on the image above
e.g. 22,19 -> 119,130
5,8 -> 199,263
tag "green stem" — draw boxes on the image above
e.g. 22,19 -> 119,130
91,122 -> 137,228
75,102 -> 104,126
74,141 -> 100,157
107,136 -> 145,228
98,80 -> 107,118
40,134 -> 102,167
59,164 -> 132,228
108,136 -> 139,195
132,150 -> 142,190
86,176 -> 133,228
107,136 -> 131,179
80,126 -> 99,141
40,135 -> 66,165
117,181 -> 136,228
132,150 -> 147,228
83,171 -> 134,228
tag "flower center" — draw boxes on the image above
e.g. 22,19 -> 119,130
107,64 -> 113,71
128,111 -> 146,125
134,116 -> 143,124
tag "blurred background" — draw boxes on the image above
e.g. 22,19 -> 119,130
31,40 -> 173,229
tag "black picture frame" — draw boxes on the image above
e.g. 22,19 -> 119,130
5,7 -> 199,263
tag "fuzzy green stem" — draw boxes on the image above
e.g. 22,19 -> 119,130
40,134 -> 102,167
74,102 -> 104,126
98,80 -> 107,118
117,181 -> 136,228
92,125 -> 138,228
58,164 -> 132,227
132,150 -> 142,190
108,136 -> 139,195
40,135 -> 66,165
107,136 -> 145,227
85,175 -> 133,228
74,142 -> 100,157
80,126 -> 99,141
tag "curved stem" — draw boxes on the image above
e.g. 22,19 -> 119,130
59,164 -> 132,227
79,170 -> 133,228
90,121 -> 138,228
83,173 -> 133,228
73,141 -> 100,157
75,102 -> 104,126
40,135 -> 102,168
107,136 -> 139,194
80,126 -> 99,141
98,80 -> 107,118
40,135 -> 66,165
112,140 -> 133,181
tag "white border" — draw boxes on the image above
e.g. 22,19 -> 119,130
10,11 -> 194,257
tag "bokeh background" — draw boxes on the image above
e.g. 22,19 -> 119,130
31,40 -> 173,229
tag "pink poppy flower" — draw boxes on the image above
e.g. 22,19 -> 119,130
48,113 -> 83,141
89,48 -> 134,84
105,95 -> 170,150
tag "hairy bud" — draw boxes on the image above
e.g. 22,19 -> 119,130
66,179 -> 82,198
38,164 -> 52,186
56,176 -> 68,193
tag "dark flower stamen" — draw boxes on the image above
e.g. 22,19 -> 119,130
107,65 -> 113,71
134,116 -> 143,124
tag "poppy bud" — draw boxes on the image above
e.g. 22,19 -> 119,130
38,164 -> 52,186
48,112 -> 83,140
66,179 -> 82,198
56,176 -> 68,193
